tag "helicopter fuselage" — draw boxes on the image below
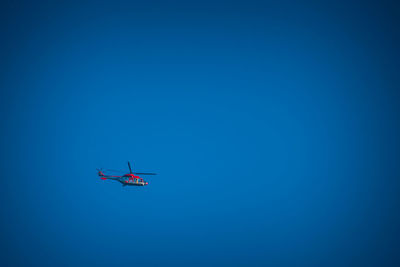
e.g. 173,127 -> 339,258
98,162 -> 155,187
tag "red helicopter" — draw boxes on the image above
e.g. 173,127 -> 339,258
97,162 -> 157,186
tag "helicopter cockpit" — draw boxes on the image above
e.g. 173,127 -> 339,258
122,175 -> 146,185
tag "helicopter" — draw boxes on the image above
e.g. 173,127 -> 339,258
97,162 -> 157,186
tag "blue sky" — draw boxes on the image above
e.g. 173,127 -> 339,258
1,1 -> 399,266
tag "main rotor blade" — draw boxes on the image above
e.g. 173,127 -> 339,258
105,169 -> 125,173
128,162 -> 132,174
133,172 -> 157,175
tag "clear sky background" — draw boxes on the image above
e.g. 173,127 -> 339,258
1,0 -> 399,266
